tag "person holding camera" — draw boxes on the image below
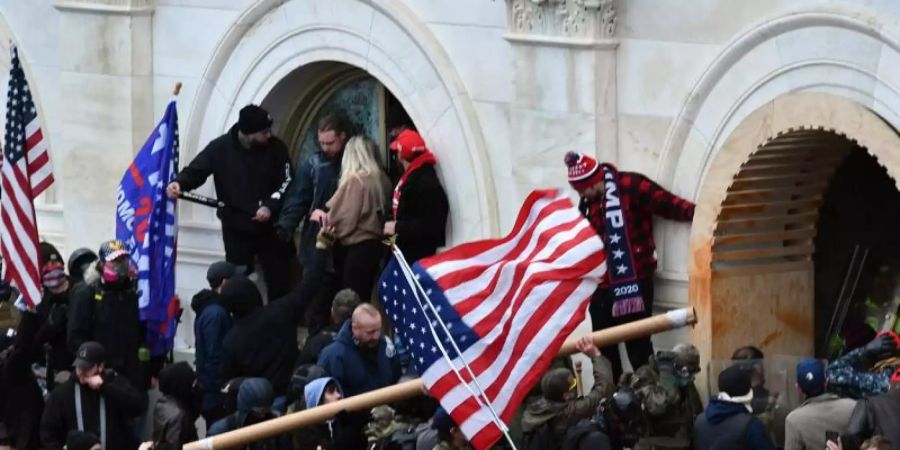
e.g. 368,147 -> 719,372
319,135 -> 391,302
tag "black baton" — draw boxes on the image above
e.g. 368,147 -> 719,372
178,191 -> 224,208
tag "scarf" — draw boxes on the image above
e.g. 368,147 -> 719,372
600,165 -> 646,318
392,151 -> 437,218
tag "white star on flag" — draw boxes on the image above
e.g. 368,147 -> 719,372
616,264 -> 628,274
609,233 -> 622,244
613,249 -> 625,259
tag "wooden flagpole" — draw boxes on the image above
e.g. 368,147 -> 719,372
184,307 -> 697,450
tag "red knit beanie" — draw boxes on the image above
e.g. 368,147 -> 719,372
564,151 -> 603,192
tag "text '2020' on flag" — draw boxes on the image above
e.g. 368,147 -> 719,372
116,98 -> 179,356
380,189 -> 607,449
2,46 -> 54,309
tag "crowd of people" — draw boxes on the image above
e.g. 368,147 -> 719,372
0,104 -> 897,450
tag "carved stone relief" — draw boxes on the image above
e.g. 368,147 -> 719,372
507,0 -> 617,40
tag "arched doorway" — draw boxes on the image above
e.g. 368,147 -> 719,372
260,61 -> 412,173
689,93 -> 900,365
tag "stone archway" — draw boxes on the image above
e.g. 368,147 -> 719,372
182,0 -> 499,244
689,93 -> 900,365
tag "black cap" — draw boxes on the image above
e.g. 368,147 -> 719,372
73,341 -> 105,370
207,261 -> 237,289
718,363 -> 753,397
238,104 -> 273,134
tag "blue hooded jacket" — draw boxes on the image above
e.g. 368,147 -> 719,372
304,377 -> 343,409
317,321 -> 401,398
697,399 -> 775,450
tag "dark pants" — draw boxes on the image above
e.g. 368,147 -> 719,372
335,239 -> 385,302
221,226 -> 294,300
589,277 -> 655,381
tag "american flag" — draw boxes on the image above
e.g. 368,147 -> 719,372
380,189 -> 607,449
2,46 -> 54,309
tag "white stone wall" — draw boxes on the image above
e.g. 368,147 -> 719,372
3,0 -> 900,352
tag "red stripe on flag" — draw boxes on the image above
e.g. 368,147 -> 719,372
419,190 -> 563,269
24,128 -> 42,150
450,216 -> 586,317
431,197 -> 573,292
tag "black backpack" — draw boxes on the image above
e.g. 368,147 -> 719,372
561,420 -> 611,450
523,422 -> 556,450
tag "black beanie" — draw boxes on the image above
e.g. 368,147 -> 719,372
718,363 -> 753,397
238,104 -> 273,134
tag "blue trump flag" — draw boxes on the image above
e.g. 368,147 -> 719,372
115,98 -> 179,356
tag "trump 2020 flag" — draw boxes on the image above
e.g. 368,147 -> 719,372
380,189 -> 607,449
115,99 -> 179,356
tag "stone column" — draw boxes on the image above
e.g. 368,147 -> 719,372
53,0 -> 154,251
504,0 -> 619,201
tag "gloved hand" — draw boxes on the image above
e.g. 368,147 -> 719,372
274,225 -> 293,243
863,334 -> 899,361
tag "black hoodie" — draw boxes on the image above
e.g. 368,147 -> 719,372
220,278 -> 307,394
153,362 -> 199,447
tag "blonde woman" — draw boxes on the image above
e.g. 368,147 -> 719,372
323,136 -> 391,301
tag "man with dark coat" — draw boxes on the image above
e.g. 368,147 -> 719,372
522,337 -> 615,445
296,288 -> 360,366
382,129 -> 449,263
276,113 -> 351,330
0,309 -> 44,450
564,151 -> 695,380
167,104 -> 294,299
694,363 -> 775,450
220,277 -> 306,397
318,303 -> 401,449
67,240 -> 147,391
152,361 -> 200,447
843,367 -> 900,449
191,260 -> 236,423
34,242 -> 75,387
40,341 -> 147,450
784,358 -> 856,450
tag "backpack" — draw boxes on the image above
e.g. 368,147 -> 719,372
367,426 -> 418,450
523,422 -> 556,450
561,420 -> 611,450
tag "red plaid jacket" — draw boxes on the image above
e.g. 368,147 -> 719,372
579,171 -> 695,287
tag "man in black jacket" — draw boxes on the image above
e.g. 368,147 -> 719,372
296,288 -> 360,366
67,240 -> 146,391
843,367 -> 900,448
383,129 -> 449,263
40,341 -> 147,450
35,242 -> 75,389
167,104 -> 294,299
0,309 -> 44,450
219,277 -> 306,400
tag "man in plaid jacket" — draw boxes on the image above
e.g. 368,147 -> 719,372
565,151 -> 695,379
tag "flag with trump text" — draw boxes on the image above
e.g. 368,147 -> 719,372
379,189 -> 607,449
115,98 -> 179,356
2,46 -> 54,309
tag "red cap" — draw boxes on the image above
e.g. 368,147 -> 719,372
564,151 -> 603,192
892,367 -> 900,384
390,130 -> 428,162
877,330 -> 900,351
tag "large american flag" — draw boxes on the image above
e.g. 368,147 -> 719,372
380,189 -> 606,449
2,46 -> 54,308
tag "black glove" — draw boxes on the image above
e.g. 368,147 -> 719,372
863,334 -> 898,361
274,225 -> 293,243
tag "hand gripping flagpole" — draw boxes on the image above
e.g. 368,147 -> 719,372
389,243 -> 519,450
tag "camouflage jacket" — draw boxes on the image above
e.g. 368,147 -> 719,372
825,346 -> 892,399
630,356 -> 703,446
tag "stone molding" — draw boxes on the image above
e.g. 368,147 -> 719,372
54,0 -> 154,15
505,0 -> 617,45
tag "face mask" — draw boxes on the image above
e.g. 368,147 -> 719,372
101,261 -> 135,287
42,266 -> 67,289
